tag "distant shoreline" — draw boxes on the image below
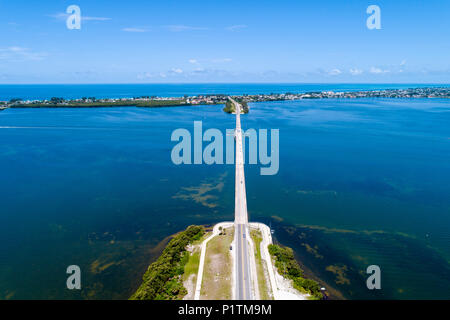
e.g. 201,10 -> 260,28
1,86 -> 449,109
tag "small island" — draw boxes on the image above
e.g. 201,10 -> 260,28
130,225 -> 205,300
130,224 -> 325,300
7,97 -> 190,108
1,87 -> 448,111
223,98 -> 249,114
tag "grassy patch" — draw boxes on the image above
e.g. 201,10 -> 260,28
250,230 -> 271,300
200,228 -> 234,299
183,251 -> 200,281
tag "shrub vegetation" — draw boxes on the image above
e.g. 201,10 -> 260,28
268,244 -> 323,300
130,225 -> 204,300
10,99 -> 188,108
223,99 -> 249,114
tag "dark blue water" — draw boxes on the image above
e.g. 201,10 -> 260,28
0,94 -> 449,299
0,83 -> 445,101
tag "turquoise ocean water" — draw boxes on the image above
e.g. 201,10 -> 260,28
0,83 -> 445,101
0,84 -> 449,299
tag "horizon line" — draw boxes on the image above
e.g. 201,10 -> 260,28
0,82 -> 449,86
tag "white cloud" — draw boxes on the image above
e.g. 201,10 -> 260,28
138,68 -> 185,80
137,72 -> 157,80
170,68 -> 183,74
189,59 -> 199,64
48,13 -> 69,20
122,27 -> 148,33
164,25 -> 207,32
400,59 -> 407,66
226,24 -> 247,31
370,66 -> 390,74
212,58 -> 232,63
349,68 -> 363,75
192,68 -> 206,74
0,47 -> 47,61
49,13 -> 111,21
328,68 -> 342,76
82,16 -> 111,21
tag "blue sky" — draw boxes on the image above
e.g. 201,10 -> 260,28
0,0 -> 449,83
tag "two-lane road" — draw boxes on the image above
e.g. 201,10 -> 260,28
235,223 -> 251,299
231,97 -> 253,300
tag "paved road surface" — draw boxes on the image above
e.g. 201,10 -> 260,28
231,97 -> 253,300
235,223 -> 252,299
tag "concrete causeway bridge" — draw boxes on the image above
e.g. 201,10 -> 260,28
194,98 -> 289,301
230,97 -> 253,300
